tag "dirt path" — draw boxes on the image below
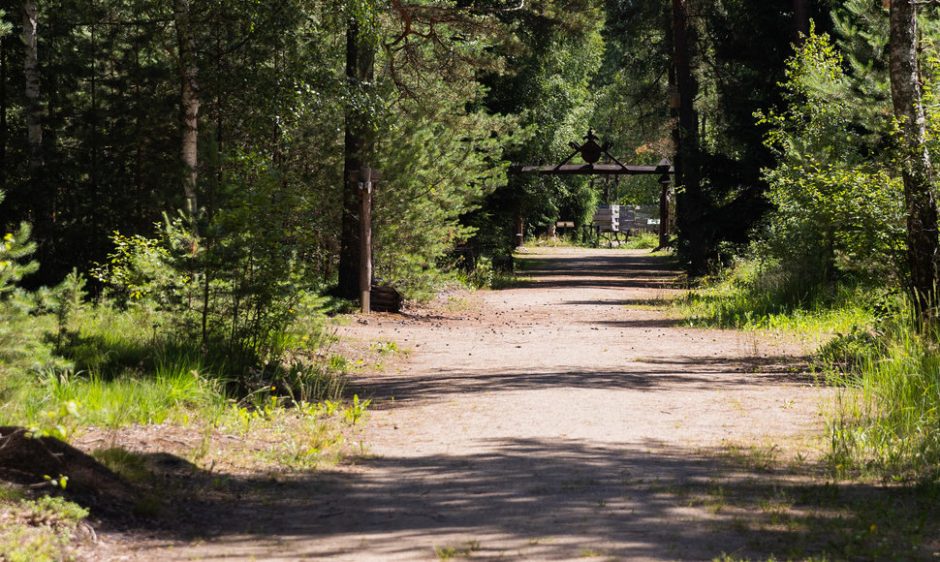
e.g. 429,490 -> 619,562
145,247 -> 827,561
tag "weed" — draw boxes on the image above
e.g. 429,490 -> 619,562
434,540 -> 481,560
93,447 -> 152,484
676,258 -> 874,337
620,232 -> 659,250
343,394 -> 371,425
370,341 -> 399,355
0,496 -> 90,562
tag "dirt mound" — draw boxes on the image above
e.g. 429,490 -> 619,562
0,426 -> 138,516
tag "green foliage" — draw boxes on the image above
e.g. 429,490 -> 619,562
756,30 -> 905,285
621,232 -> 659,250
0,495 -> 89,562
0,10 -> 11,38
90,230 -> 181,308
373,100 -> 514,297
0,192 -> 39,295
679,258 -> 875,335
473,4 -> 605,254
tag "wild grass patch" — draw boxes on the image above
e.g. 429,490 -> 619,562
0,495 -> 90,562
677,259 -> 875,336
822,301 -> 940,482
620,231 -> 659,250
680,258 -> 940,483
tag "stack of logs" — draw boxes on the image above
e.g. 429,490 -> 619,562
370,284 -> 403,313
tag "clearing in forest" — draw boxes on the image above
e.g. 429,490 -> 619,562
134,247 -> 895,561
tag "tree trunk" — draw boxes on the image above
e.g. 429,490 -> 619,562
337,16 -> 375,300
22,0 -> 41,173
174,0 -> 199,221
889,0 -> 939,315
793,0 -> 810,44
671,0 -> 707,274
1,36 -> 7,189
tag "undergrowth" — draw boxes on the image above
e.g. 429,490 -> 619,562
678,258 -> 874,336
0,493 -> 90,562
0,304 -> 349,432
620,231 -> 659,250
821,298 -> 940,482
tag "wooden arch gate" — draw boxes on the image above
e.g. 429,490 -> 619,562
509,129 -> 675,248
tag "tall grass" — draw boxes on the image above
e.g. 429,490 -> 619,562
822,300 -> 940,481
678,258 -> 874,336
0,301 -> 349,431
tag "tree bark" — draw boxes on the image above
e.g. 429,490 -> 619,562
1,36 -> 7,189
337,16 -> 375,300
22,0 -> 41,173
793,0 -> 810,44
174,0 -> 199,221
889,0 -> 939,315
671,0 -> 707,274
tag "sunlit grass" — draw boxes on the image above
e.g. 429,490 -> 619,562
677,259 -> 875,337
620,231 -> 659,250
823,302 -> 940,481
0,303 -> 348,432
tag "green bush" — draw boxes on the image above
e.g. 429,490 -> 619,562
756,30 -> 904,287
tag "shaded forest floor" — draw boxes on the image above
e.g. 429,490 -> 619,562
92,248 -> 939,560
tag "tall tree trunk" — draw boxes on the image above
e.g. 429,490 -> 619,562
1,36 -> 7,189
174,0 -> 199,221
89,21 -> 98,197
671,0 -> 707,275
337,16 -> 375,300
889,0 -> 939,315
793,0 -> 810,44
22,0 -> 41,174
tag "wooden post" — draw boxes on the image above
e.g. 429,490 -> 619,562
658,174 -> 671,248
359,166 -> 373,313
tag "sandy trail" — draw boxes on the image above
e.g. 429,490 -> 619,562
147,247 -> 825,561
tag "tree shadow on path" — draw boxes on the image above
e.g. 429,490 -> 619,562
144,438 -> 938,561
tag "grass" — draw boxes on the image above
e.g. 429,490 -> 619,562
821,303 -> 940,482
0,293 -> 369,545
434,540 -> 481,560
0,494 -> 91,562
0,298 -> 354,429
661,442 -> 940,560
620,231 -> 660,250
677,259 -> 874,337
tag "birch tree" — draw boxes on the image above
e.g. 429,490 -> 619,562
21,0 -> 41,173
888,0 -> 938,315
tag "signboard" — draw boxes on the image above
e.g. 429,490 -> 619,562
593,204 -> 620,232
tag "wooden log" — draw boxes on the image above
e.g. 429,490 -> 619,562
370,284 -> 403,313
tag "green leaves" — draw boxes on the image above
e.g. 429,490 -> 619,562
757,29 -> 905,284
0,193 -> 39,297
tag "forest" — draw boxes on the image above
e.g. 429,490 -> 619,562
1,0 -> 939,560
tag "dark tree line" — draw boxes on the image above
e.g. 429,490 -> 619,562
1,0 -> 937,315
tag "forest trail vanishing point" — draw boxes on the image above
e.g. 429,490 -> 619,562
148,247 -> 826,561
